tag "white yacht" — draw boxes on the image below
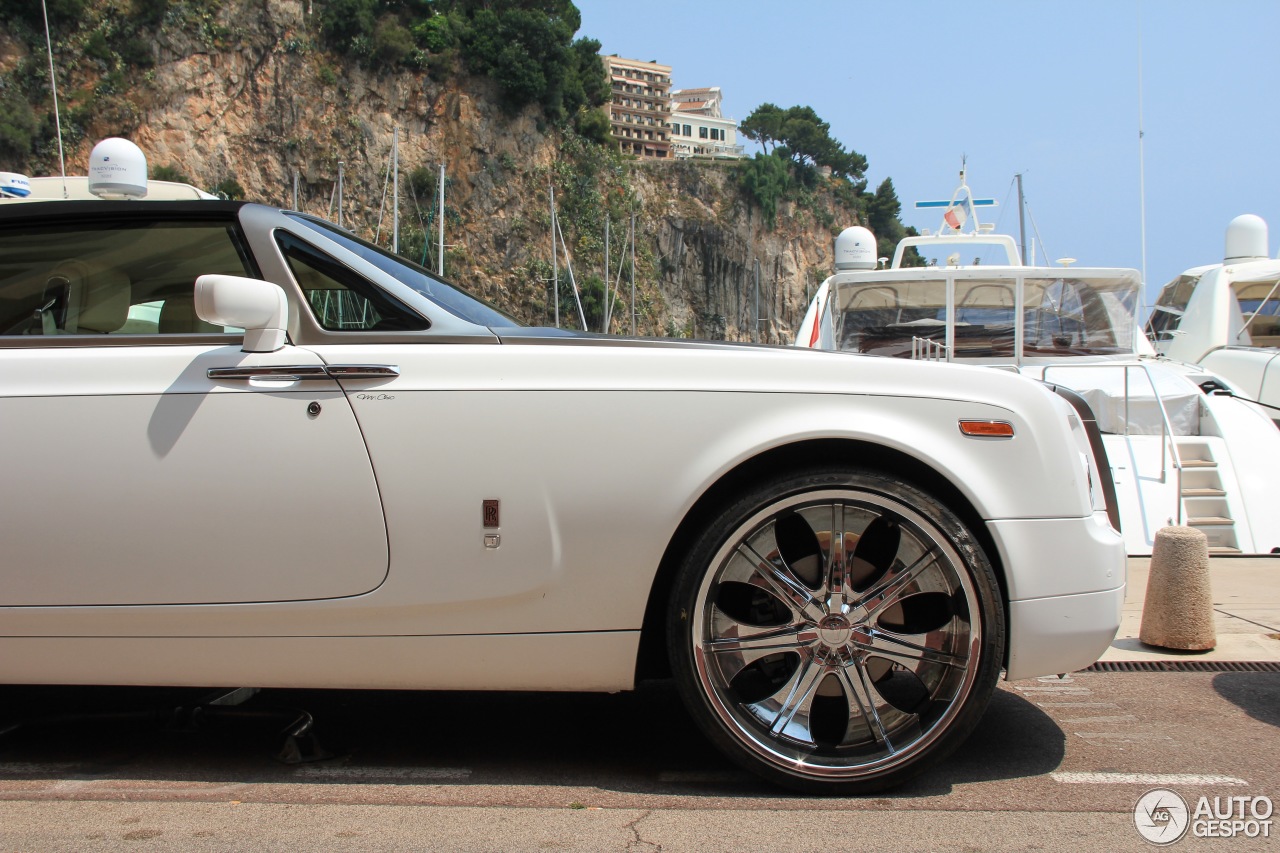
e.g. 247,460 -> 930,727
796,171 -> 1280,556
1146,213 -> 1280,425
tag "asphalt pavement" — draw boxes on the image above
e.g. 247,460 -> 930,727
1104,555 -> 1280,663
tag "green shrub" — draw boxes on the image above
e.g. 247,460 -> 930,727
85,29 -> 114,64
371,16 -> 415,69
318,0 -> 377,56
151,164 -> 191,183
411,14 -> 456,53
0,87 -> 38,169
210,177 -> 245,200
737,153 -> 791,228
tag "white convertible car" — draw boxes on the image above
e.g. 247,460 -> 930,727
0,199 -> 1125,793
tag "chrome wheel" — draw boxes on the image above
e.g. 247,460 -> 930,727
670,471 -> 1002,792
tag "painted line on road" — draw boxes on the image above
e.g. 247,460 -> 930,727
292,766 -> 472,781
1052,772 -> 1248,786
1074,732 -> 1171,740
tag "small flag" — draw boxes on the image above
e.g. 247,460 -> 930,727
943,197 -> 971,231
808,294 -> 822,347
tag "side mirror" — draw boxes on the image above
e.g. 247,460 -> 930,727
194,274 -> 289,353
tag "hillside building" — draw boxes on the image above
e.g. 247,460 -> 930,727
669,87 -> 745,160
603,56 -> 672,159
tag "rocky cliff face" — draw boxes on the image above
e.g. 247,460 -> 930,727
4,0 -> 858,342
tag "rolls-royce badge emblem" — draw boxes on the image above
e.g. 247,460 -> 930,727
483,499 -> 500,528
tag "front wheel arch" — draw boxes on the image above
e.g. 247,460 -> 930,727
635,439 -> 1010,684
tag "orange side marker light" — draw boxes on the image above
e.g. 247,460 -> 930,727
958,420 -> 1015,438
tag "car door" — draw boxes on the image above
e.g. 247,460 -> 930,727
0,208 -> 388,606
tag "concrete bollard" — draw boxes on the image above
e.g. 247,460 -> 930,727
1140,526 -> 1216,651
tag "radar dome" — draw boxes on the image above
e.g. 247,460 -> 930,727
1224,214 -> 1268,263
88,138 -> 147,199
0,172 -> 31,198
834,226 -> 877,271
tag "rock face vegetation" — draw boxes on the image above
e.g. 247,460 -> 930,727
0,0 -> 913,341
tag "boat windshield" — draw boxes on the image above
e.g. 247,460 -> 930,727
829,272 -> 1140,359
289,213 -> 523,328
1234,277 -> 1280,348
1144,273 -> 1202,341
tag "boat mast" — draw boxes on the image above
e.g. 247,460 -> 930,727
437,163 -> 445,277
391,126 -> 399,254
550,183 -> 559,328
1137,0 -> 1149,297
40,0 -> 67,196
546,179 -> 588,331
603,213 -> 610,333
630,209 -> 636,336
754,258 -> 760,343
553,206 -> 588,330
1016,173 -> 1028,266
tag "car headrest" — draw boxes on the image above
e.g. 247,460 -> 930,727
47,260 -> 131,334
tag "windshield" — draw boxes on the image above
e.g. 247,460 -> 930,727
289,214 -> 523,328
1023,275 -> 1137,355
1144,273 -> 1201,340
1234,277 -> 1280,347
829,271 -> 1140,359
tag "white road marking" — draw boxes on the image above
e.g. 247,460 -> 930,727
292,766 -> 471,781
1075,732 -> 1171,740
1052,772 -> 1248,785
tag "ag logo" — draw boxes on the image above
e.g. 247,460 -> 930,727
1135,788 -> 1190,845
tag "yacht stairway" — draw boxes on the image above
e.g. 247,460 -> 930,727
1176,438 -> 1243,554
1103,423 -> 1266,556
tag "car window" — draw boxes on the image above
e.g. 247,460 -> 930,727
118,299 -> 244,335
277,232 -> 430,332
0,219 -> 254,336
287,213 -> 523,328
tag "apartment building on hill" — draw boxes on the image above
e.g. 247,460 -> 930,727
601,58 -> 745,161
602,55 -> 672,159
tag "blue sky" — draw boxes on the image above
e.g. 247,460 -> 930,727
576,0 -> 1280,306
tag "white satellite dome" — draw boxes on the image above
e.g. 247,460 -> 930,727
834,226 -> 878,271
88,137 -> 148,199
0,172 -> 31,198
1224,214 -> 1268,263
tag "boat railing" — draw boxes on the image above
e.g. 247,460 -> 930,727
911,336 -> 950,362
1041,362 -> 1185,525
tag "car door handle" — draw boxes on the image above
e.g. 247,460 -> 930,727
207,365 -> 400,381
324,365 -> 401,379
208,365 -> 331,381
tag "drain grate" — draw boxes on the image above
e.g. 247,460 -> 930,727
1084,660 -> 1280,673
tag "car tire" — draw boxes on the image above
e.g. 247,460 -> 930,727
668,466 -> 1005,794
